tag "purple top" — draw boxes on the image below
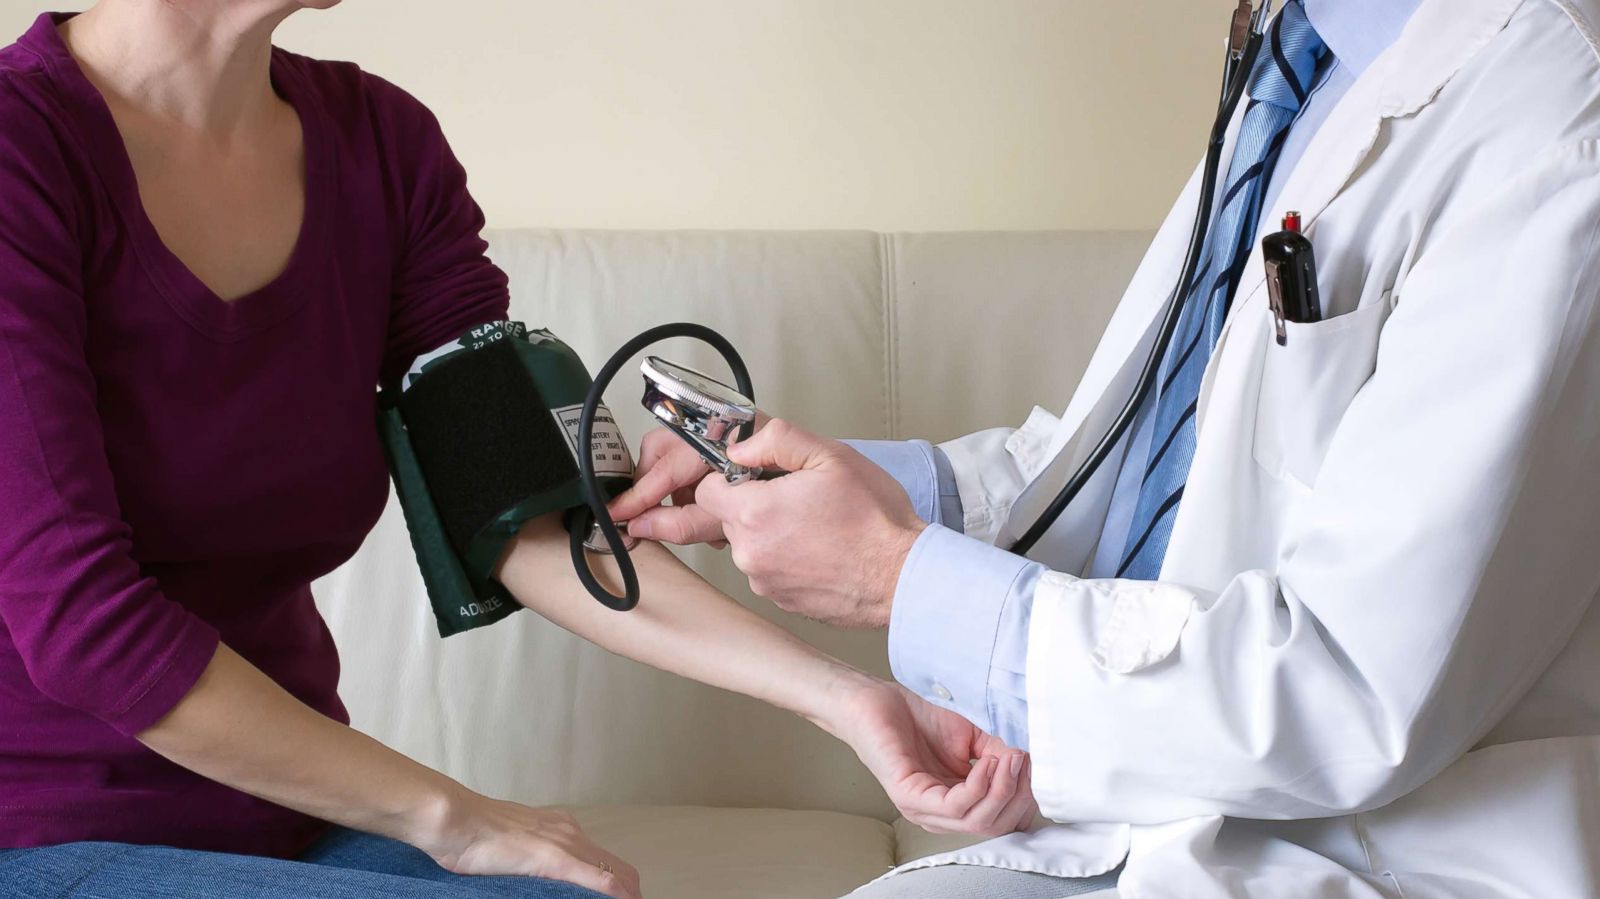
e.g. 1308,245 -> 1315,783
0,14 -> 508,857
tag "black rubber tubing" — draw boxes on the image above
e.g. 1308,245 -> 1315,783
1009,31 -> 1263,556
568,323 -> 758,611
569,34 -> 1262,597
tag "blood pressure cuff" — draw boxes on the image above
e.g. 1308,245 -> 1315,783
378,322 -> 634,636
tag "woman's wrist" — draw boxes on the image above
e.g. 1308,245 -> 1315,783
393,773 -> 480,864
788,657 -> 884,739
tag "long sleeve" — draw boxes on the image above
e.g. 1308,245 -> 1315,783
843,439 -> 963,530
847,439 -> 1042,747
888,525 -> 1040,750
933,144 -> 1600,825
934,407 -> 1065,544
867,406 -> 1064,752
0,90 -> 219,736
882,46 -> 1365,758
369,76 -> 510,386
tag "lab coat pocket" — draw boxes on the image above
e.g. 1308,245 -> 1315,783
1252,293 -> 1394,490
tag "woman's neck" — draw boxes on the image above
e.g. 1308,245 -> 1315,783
61,0 -> 296,139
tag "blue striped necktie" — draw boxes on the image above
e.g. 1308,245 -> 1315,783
1118,2 -> 1327,579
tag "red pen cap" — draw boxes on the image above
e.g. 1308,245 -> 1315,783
1283,211 -> 1303,233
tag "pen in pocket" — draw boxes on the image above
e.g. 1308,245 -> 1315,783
1263,211 -> 1323,345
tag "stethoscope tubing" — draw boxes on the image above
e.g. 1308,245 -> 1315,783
570,322 -> 760,611
568,18 -> 1267,601
1008,30 -> 1265,557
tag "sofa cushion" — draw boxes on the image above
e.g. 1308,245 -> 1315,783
571,806 -> 895,899
890,816 -> 989,867
314,229 -> 1151,819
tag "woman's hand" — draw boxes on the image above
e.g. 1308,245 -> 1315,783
136,646 -> 642,897
821,678 -> 1038,836
416,790 -> 642,899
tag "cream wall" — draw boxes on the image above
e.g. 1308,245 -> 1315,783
1,1 -> 1227,231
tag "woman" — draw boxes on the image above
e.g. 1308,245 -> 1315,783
0,2 -> 1036,897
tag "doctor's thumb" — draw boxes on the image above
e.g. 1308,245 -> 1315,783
727,418 -> 830,472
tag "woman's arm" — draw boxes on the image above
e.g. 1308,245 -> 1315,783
496,514 -> 1038,836
497,514 -> 856,721
138,644 -> 640,899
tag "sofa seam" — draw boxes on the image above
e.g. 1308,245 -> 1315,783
880,233 -> 899,440
883,231 -> 896,438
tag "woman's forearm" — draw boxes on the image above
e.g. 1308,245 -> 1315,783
495,514 -> 872,732
139,643 -> 642,892
137,643 -> 461,848
139,513 -> 870,846
496,520 -> 1039,841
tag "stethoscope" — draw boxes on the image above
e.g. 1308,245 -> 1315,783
566,0 -> 1275,608
1009,0 -> 1271,555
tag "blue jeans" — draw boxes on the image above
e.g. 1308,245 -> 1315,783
0,828 -> 606,898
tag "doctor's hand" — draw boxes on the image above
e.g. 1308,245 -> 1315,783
606,423 -> 768,547
694,419 -> 925,629
823,678 -> 1036,837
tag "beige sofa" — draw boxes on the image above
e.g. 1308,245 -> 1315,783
312,228 -> 1151,898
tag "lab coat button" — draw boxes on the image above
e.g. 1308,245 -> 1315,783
932,683 -> 953,702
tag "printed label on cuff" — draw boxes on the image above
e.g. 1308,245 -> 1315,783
402,321 -> 530,393
552,404 -> 634,477
458,594 -> 507,620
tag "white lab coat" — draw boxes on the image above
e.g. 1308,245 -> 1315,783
877,0 -> 1600,896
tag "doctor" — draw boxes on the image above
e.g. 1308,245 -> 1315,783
612,0 -> 1600,896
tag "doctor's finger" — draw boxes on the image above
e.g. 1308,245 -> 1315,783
631,426 -> 683,480
611,442 -> 709,521
613,447 -> 703,516
626,503 -> 726,545
691,471 -> 742,523
725,418 -> 833,473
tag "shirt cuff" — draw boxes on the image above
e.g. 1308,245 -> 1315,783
887,524 -> 1042,749
844,439 -> 964,531
930,445 -> 964,534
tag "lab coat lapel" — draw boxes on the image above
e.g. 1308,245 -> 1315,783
1190,0 -> 1525,458
1171,0 -> 1529,588
998,307 -> 1161,568
1171,0 -> 1527,587
995,95 -> 1252,560
1194,58 -> 1389,429
995,160 -> 1208,563
1002,0 -> 1526,571
1207,0 -> 1524,373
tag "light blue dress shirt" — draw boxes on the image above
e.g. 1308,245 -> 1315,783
848,0 -> 1422,750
